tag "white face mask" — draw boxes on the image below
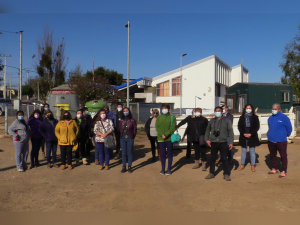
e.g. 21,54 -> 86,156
195,112 -> 201,117
246,109 -> 252,114
117,108 -> 122,112
77,114 -> 82,119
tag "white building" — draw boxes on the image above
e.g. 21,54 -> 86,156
117,55 -> 249,111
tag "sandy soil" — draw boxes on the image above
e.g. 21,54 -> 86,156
0,118 -> 300,212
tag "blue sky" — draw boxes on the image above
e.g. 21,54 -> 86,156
1,7 -> 300,88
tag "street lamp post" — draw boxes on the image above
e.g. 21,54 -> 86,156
125,21 -> 130,108
19,31 -> 23,106
195,96 -> 201,108
180,53 -> 187,115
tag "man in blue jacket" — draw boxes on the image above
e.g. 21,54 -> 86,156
267,103 -> 292,178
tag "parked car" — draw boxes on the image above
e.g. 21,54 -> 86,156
0,98 -> 13,116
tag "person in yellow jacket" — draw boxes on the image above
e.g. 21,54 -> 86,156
55,111 -> 79,170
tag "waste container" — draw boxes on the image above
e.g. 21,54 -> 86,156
85,100 -> 108,118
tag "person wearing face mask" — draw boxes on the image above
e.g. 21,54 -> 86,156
103,105 -> 115,158
27,109 -> 43,169
119,107 -> 137,173
82,107 -> 93,157
237,104 -> 260,172
267,103 -> 292,178
184,108 -> 208,170
145,108 -> 161,161
176,109 -> 195,159
40,103 -> 50,159
55,111 -> 79,170
113,103 -> 123,159
74,109 -> 91,166
8,111 -> 30,172
205,107 -> 234,181
40,110 -> 59,168
94,108 -> 114,170
155,103 -> 177,176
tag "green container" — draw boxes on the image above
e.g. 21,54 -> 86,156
85,100 -> 108,118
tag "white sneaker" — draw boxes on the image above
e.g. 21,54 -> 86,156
17,168 -> 24,172
82,158 -> 88,165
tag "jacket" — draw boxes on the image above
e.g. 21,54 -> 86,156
27,117 -> 43,139
205,117 -> 234,144
267,111 -> 292,143
185,116 -> 208,142
155,114 -> 177,142
8,119 -> 30,143
94,119 -> 114,143
40,118 -> 58,142
55,120 -> 79,149
75,116 -> 91,139
119,118 -> 137,139
113,111 -> 123,133
145,117 -> 156,139
223,112 -> 234,124
238,114 -> 260,147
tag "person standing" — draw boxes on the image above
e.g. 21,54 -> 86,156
8,111 -> 30,172
113,103 -> 123,159
27,109 -> 43,169
205,107 -> 234,181
40,103 -> 50,159
74,109 -> 91,166
82,107 -> 92,157
55,111 -> 79,170
176,109 -> 194,159
40,110 -> 59,168
145,108 -> 161,161
237,104 -> 260,172
267,103 -> 292,178
184,108 -> 208,170
94,108 -> 114,170
104,105 -> 115,158
91,109 -> 101,165
155,103 -> 177,176
119,107 -> 137,173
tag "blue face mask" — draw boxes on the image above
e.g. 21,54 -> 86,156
193,112 -> 196,116
215,112 -> 222,118
223,109 -> 226,114
44,108 -> 49,112
272,110 -> 278,115
86,111 -> 89,115
18,115 -> 24,120
124,112 -> 129,117
162,109 -> 168,114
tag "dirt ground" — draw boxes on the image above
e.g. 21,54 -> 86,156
0,117 -> 300,212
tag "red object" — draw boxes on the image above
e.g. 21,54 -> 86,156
14,131 -> 19,142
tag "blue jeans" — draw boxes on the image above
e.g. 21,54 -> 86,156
218,137 -> 232,160
46,141 -> 58,164
14,141 -> 29,169
95,142 -> 110,166
30,137 -> 43,164
121,137 -> 134,167
159,141 -> 173,171
241,140 -> 256,165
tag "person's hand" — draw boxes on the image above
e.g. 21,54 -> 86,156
229,144 -> 233,150
103,133 -> 107,138
89,137 -> 92,140
162,135 -> 166,139
206,140 -> 211,147
15,135 -> 20,141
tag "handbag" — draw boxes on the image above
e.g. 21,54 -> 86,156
100,120 -> 116,150
170,116 -> 181,143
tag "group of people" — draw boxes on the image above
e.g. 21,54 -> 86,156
8,101 -> 292,180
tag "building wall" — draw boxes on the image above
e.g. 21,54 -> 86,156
231,65 -> 249,85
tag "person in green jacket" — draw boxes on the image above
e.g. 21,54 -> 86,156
155,103 -> 176,176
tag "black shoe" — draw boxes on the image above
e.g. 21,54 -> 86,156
121,166 -> 126,173
228,159 -> 232,164
151,157 -> 156,162
128,166 -> 132,173
186,155 -> 191,159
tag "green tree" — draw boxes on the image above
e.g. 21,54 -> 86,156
0,59 -> 3,71
34,28 -> 68,98
280,24 -> 300,99
85,66 -> 123,85
69,64 -> 83,82
22,85 -> 34,99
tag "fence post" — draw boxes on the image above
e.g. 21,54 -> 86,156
27,104 -> 30,120
5,105 -> 8,135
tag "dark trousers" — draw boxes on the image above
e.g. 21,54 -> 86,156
192,141 -> 207,161
95,142 -> 110,166
30,137 -> 43,164
75,138 -> 87,159
46,141 -> 58,164
149,136 -> 159,158
268,141 -> 288,172
115,132 -> 121,155
60,145 -> 73,165
41,138 -> 45,152
210,142 -> 230,175
159,141 -> 173,171
186,141 -> 191,157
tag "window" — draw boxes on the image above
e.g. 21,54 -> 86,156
172,77 -> 181,96
215,83 -> 221,97
156,81 -> 170,96
282,91 -> 290,103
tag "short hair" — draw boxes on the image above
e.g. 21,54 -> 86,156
151,108 -> 160,117
214,106 -> 222,112
45,110 -> 53,115
82,107 -> 88,111
272,103 -> 281,111
44,103 -> 50,108
161,103 -> 170,110
194,108 -> 202,113
117,103 -> 123,107
221,105 -> 228,109
16,110 -> 24,117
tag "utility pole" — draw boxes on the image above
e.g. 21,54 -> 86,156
10,74 -> 12,99
125,21 -> 130,108
0,55 -> 11,99
26,69 -> 29,84
19,31 -> 23,106
93,57 -> 95,82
